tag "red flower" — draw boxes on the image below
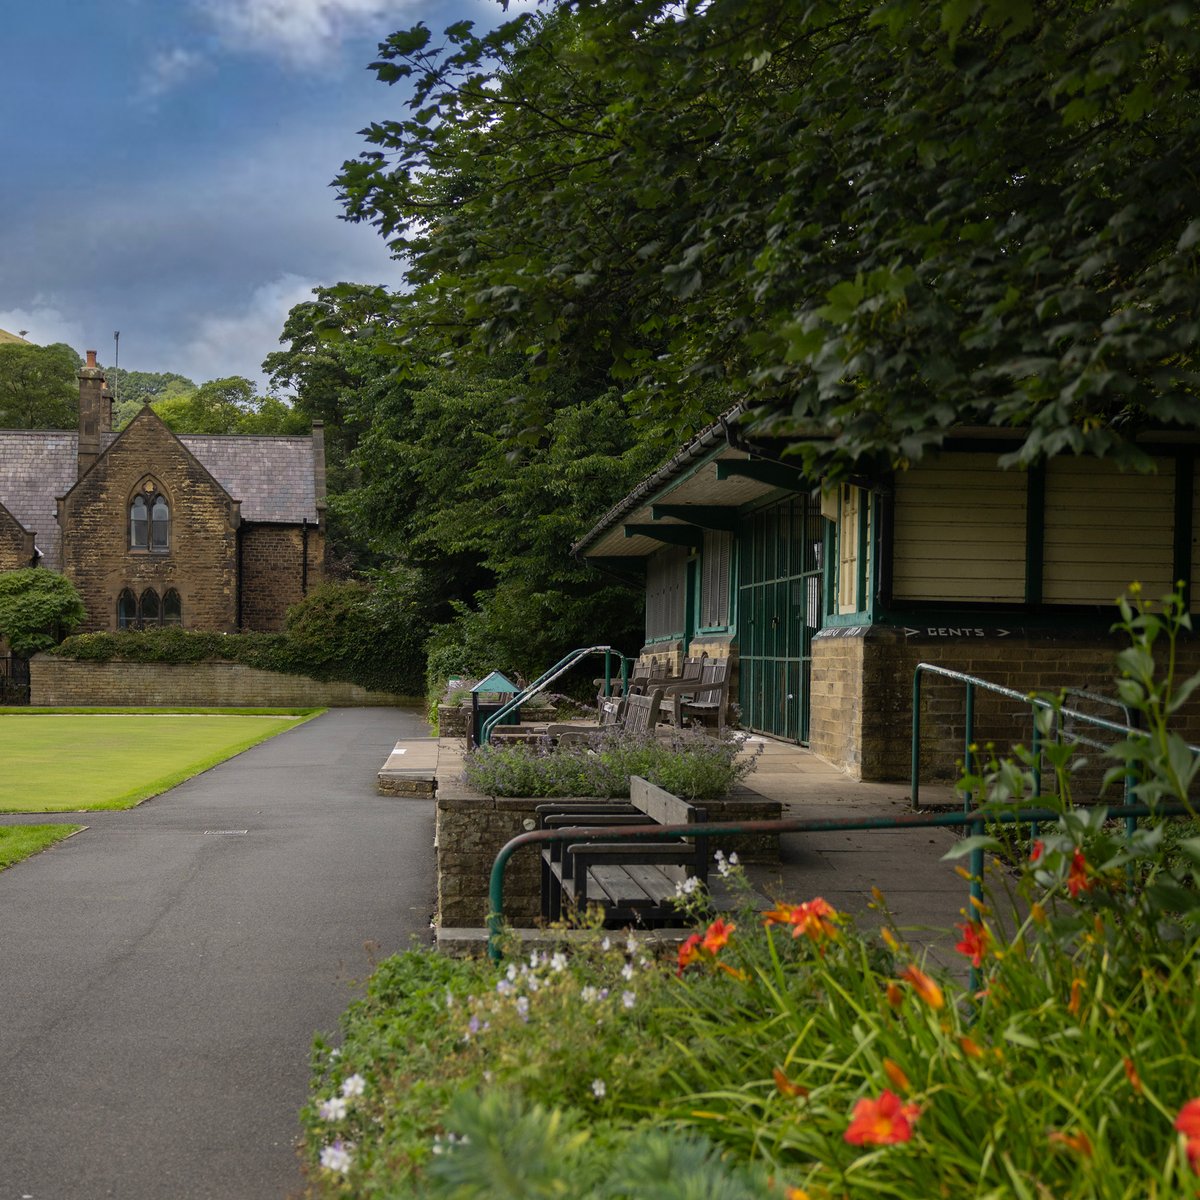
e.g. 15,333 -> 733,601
954,920 -> 991,968
1048,1129 -> 1093,1158
763,902 -> 799,928
1067,849 -> 1093,898
773,1067 -> 809,1098
1030,840 -> 1045,863
701,918 -> 735,955
844,1089 -> 921,1146
677,933 -> 703,975
1176,1098 -> 1200,1174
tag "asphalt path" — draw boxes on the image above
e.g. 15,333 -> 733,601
0,707 -> 435,1200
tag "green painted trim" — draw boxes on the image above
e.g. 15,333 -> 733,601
857,488 -> 870,616
650,504 -> 739,531
623,524 -> 703,549
715,459 -> 806,490
1174,453 -> 1194,608
823,612 -> 873,628
1024,464 -> 1045,604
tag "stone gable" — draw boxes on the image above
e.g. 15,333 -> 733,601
0,500 -> 34,572
59,408 -> 240,633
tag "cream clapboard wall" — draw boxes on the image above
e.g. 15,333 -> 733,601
892,453 -> 1027,602
1042,457 -> 1174,604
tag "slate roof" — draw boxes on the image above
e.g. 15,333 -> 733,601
179,435 -> 320,525
0,428 -> 319,571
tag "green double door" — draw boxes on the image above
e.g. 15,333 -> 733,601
737,496 -> 824,743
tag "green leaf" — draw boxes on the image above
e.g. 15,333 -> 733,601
942,834 -> 1002,861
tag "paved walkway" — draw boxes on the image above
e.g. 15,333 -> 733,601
0,707 -> 434,1200
734,737 -> 969,966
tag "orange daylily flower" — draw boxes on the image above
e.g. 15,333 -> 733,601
792,898 -> 840,943
1176,1098 -> 1200,1174
763,902 -> 799,928
1030,901 -> 1048,925
882,1058 -> 910,1093
844,1089 -> 921,1146
1067,977 -> 1084,1016
958,1035 -> 984,1059
701,918 -> 735,955
1067,848 -> 1093,898
885,981 -> 904,1008
773,1067 -> 809,1099
898,964 -> 944,1010
784,1189 -> 811,1200
1048,1129 -> 1093,1158
1123,1057 -> 1143,1095
954,920 -> 991,968
677,933 -> 703,975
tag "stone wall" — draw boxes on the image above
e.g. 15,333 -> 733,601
0,503 -> 34,571
31,656 -> 409,707
810,625 -> 1200,789
60,409 -> 239,633
435,741 -> 781,928
239,523 -> 325,632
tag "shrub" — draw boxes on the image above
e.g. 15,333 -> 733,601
0,569 -> 86,655
461,727 -> 759,800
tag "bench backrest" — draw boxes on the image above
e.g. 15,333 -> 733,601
622,688 -> 663,735
694,657 -> 729,704
599,695 -> 626,726
629,774 -> 699,826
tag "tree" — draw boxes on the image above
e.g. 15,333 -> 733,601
107,369 -> 196,429
151,376 -> 308,436
0,342 -> 81,429
0,570 -> 86,656
338,0 -> 1200,474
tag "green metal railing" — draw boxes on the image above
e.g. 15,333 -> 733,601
486,800 -> 1195,967
479,645 -> 631,745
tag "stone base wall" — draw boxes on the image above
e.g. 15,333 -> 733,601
435,741 -> 781,928
810,626 -> 1200,789
438,704 -> 471,738
31,656 -> 410,707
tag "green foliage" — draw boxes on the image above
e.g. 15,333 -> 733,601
0,570 -> 86,655
150,375 -> 308,435
52,573 -> 427,696
107,367 -> 196,428
461,729 -> 759,801
0,342 -> 80,429
339,1 -> 1200,473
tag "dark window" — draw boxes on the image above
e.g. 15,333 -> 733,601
130,491 -> 169,553
117,589 -> 137,629
130,496 -> 148,549
151,496 -> 170,551
163,589 -> 182,627
140,589 -> 160,625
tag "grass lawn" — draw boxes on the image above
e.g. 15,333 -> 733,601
0,711 -> 318,812
0,824 -> 84,868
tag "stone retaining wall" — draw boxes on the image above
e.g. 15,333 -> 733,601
31,655 -> 409,707
435,740 -> 781,928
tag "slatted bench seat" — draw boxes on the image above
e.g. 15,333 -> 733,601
537,776 -> 707,928
543,688 -> 665,745
665,656 -> 731,734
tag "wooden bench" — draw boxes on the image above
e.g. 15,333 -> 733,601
664,656 -> 731,733
537,775 -> 708,927
544,687 -> 664,744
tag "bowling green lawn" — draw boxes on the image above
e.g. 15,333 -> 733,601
0,709 -> 319,814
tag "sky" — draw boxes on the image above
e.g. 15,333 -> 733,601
1,0 -> 533,388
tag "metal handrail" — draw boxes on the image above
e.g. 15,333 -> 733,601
480,645 -> 631,744
910,663 -> 1200,814
486,800 -> 1195,964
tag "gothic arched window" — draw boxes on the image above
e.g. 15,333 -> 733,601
117,589 -> 137,630
140,588 -> 160,625
129,488 -> 170,553
163,589 -> 183,627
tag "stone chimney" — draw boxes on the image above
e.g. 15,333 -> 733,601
77,349 -> 107,478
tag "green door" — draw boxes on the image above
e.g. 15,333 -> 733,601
737,496 -> 823,742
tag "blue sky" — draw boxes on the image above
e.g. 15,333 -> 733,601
2,0 -> 530,387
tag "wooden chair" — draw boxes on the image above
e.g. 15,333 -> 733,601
666,657 -> 731,733
549,688 -> 665,744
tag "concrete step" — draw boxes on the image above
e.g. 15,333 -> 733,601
377,737 -> 439,797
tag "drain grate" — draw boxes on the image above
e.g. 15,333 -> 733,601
204,829 -> 249,835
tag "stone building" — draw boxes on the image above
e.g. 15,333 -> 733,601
0,351 -> 326,633
574,405 -> 1200,784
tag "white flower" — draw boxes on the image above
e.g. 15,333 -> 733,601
601,937 -> 611,952
320,1140 -> 352,1174
445,990 -> 455,1010
580,985 -> 598,1003
496,979 -> 514,996
515,996 -> 530,1020
674,875 -> 701,897
317,1096 -> 348,1121
340,1074 -> 366,1099
620,962 -> 634,981
728,851 -> 739,866
550,952 -> 568,972
621,990 -> 636,1009
591,1079 -> 607,1099
528,976 -> 541,992
505,963 -> 518,982
625,934 -> 637,955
